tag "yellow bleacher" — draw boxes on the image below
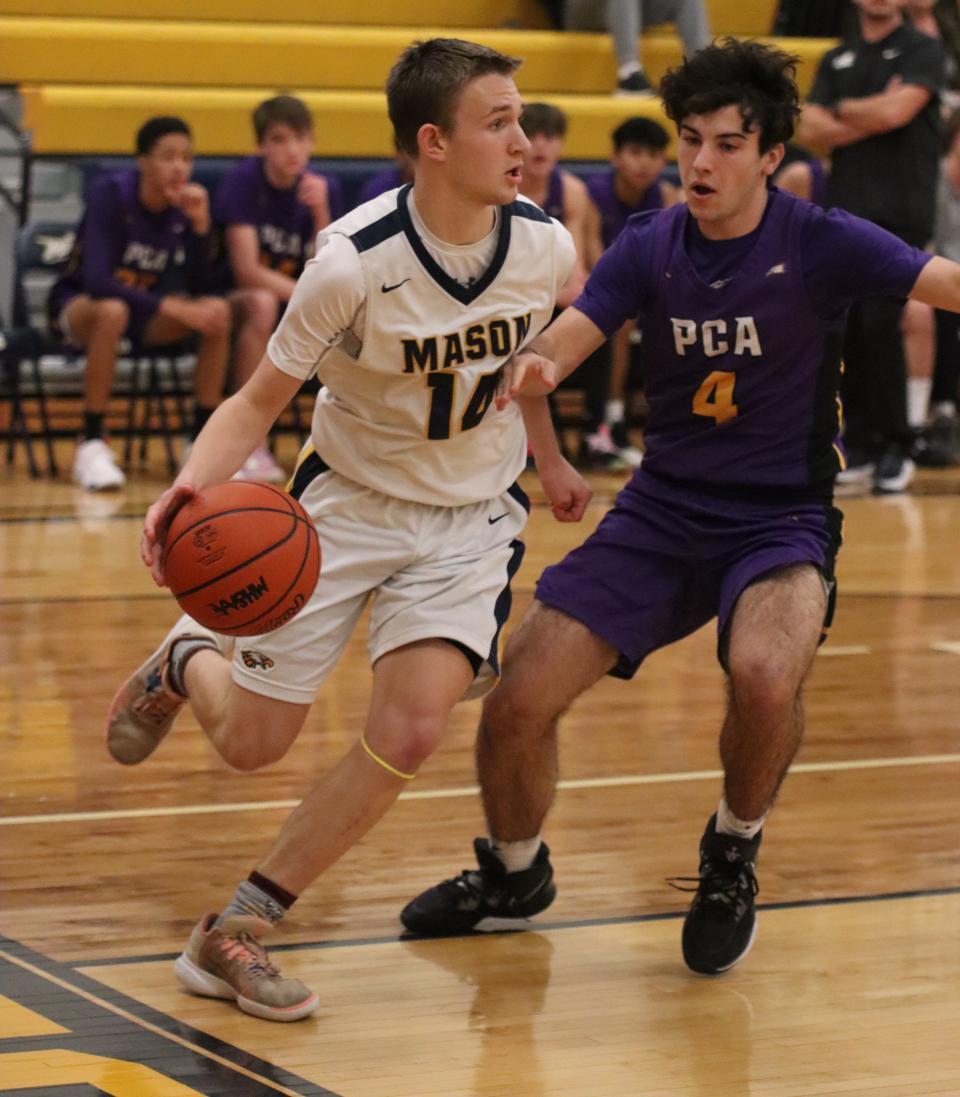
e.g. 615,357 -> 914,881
2,0 -> 833,159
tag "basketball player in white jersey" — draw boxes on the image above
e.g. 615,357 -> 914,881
105,38 -> 587,1021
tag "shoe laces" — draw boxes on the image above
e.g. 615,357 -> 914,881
131,670 -> 181,726
219,931 -> 281,980
437,868 -> 487,908
669,857 -> 759,915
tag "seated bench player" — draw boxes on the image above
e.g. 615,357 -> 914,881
48,116 -> 229,492
214,95 -> 343,482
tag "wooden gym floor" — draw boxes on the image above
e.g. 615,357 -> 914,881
1,438 -> 959,1096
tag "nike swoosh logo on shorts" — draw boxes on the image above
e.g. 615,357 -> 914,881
488,513 -> 509,525
381,278 -> 411,293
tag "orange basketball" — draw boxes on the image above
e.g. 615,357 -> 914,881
162,480 -> 320,637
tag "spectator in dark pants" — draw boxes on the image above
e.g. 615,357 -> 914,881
798,0 -> 945,493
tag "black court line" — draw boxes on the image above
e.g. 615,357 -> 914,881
75,882 -> 960,968
0,933 -> 338,1097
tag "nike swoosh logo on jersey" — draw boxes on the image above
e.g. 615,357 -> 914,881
381,278 -> 411,293
488,513 -> 510,525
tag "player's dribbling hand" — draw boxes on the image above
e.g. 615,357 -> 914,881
496,352 -> 557,410
537,457 -> 592,523
142,483 -> 196,586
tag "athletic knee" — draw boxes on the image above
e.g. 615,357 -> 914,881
243,289 -> 278,334
727,653 -> 801,715
366,710 -> 447,774
91,298 -> 130,332
482,677 -> 560,737
218,733 -> 291,771
213,708 -> 299,771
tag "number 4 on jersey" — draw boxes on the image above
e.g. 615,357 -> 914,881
692,370 -> 738,424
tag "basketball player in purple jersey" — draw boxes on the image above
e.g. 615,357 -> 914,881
518,103 -> 590,307
215,96 -> 342,483
402,39 -> 960,975
48,117 -> 229,492
584,117 -> 680,468
356,137 -> 415,205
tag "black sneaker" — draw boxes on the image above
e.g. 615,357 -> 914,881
674,815 -> 761,975
913,415 -> 958,468
873,448 -> 915,494
616,69 -> 655,97
400,838 -> 556,935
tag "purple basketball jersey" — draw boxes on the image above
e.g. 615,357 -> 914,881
48,169 -> 209,340
586,170 -> 664,249
574,189 -> 932,499
214,156 -> 320,279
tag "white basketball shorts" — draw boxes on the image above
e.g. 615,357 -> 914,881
230,455 -> 529,705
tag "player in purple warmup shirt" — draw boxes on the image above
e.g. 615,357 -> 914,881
583,117 -> 681,469
356,139 -> 414,205
518,103 -> 590,308
214,96 -> 342,482
401,39 -> 960,975
49,116 -> 229,493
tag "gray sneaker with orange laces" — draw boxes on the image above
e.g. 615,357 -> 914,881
174,913 -> 318,1022
106,620 -> 222,765
106,639 -> 189,765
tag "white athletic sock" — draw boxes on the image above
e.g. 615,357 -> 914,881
932,400 -> 957,419
715,798 -> 765,841
490,836 -> 542,873
604,399 -> 625,426
618,61 -> 643,80
907,377 -> 933,429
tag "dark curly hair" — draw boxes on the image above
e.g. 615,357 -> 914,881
659,38 -> 800,153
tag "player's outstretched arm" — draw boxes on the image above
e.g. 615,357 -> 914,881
141,355 -> 303,585
908,256 -> 960,312
495,306 -> 606,410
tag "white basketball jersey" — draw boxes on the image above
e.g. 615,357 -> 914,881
268,184 -> 575,506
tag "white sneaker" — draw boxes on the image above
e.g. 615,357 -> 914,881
72,438 -> 126,491
232,443 -> 287,484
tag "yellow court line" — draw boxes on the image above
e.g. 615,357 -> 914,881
3,752 -> 960,827
0,946 -> 309,1097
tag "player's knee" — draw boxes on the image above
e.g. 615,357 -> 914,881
368,712 -> 446,773
205,298 -> 232,333
728,652 -> 800,715
246,289 -> 278,333
482,679 -> 558,736
219,734 -> 289,771
92,298 -> 130,332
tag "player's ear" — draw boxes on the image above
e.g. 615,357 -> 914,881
762,142 -> 785,178
419,123 -> 447,162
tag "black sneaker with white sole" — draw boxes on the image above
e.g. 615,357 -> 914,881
400,838 -> 556,935
674,814 -> 761,975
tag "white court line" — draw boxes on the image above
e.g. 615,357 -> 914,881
3,752 -> 959,827
817,645 -> 872,656
931,641 -> 960,656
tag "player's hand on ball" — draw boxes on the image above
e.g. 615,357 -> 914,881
141,483 -> 197,586
496,352 -> 557,410
537,457 -> 592,523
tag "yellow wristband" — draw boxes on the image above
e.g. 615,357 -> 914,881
360,733 -> 416,781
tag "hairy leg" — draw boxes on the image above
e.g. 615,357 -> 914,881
720,564 -> 826,820
478,603 -> 618,841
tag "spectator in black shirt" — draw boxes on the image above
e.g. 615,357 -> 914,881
798,0 -> 945,493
